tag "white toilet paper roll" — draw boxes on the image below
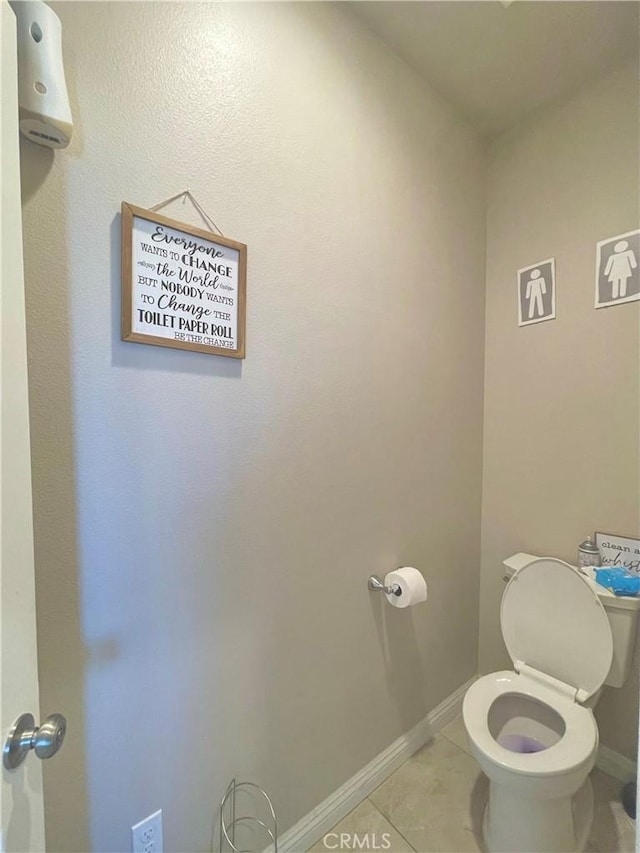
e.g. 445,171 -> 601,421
384,567 -> 427,608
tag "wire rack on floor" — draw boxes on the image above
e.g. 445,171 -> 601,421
219,778 -> 278,853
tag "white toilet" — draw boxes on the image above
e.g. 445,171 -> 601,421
463,554 -> 640,853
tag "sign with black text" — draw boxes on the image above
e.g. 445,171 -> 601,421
121,202 -> 246,358
595,532 -> 640,575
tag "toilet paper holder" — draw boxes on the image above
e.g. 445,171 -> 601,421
368,575 -> 401,596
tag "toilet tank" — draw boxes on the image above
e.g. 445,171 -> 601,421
502,553 -> 640,688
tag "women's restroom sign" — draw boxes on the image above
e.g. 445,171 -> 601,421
517,258 -> 556,327
595,229 -> 640,309
121,202 -> 247,358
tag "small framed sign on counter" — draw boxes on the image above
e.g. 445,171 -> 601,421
595,531 -> 640,575
121,202 -> 246,358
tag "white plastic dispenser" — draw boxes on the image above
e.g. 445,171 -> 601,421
10,0 -> 73,148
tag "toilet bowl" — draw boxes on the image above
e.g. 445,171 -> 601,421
463,558 -> 613,853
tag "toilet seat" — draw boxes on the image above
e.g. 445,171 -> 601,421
501,558 -> 613,702
463,670 -> 598,777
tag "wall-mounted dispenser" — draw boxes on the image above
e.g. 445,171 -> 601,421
10,0 -> 73,149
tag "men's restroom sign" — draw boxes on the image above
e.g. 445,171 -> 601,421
595,229 -> 640,309
517,258 -> 556,327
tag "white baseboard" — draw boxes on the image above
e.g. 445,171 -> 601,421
274,676 -> 476,853
596,744 -> 637,782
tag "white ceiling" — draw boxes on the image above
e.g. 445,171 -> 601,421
349,1 -> 640,137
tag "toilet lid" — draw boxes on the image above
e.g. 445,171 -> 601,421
501,558 -> 613,701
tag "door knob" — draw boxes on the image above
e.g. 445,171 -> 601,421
3,712 -> 67,770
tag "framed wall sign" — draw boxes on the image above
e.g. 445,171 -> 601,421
595,531 -> 640,575
595,229 -> 640,309
121,202 -> 247,358
517,258 -> 556,327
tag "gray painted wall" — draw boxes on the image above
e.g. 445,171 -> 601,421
480,61 -> 640,761
20,3 -> 486,850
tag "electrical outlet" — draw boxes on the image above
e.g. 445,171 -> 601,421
132,810 -> 163,853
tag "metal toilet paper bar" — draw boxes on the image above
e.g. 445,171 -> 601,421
367,575 -> 401,596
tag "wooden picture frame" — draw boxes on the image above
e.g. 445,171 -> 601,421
121,202 -> 247,358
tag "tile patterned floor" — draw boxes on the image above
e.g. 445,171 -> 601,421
309,716 -> 636,853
